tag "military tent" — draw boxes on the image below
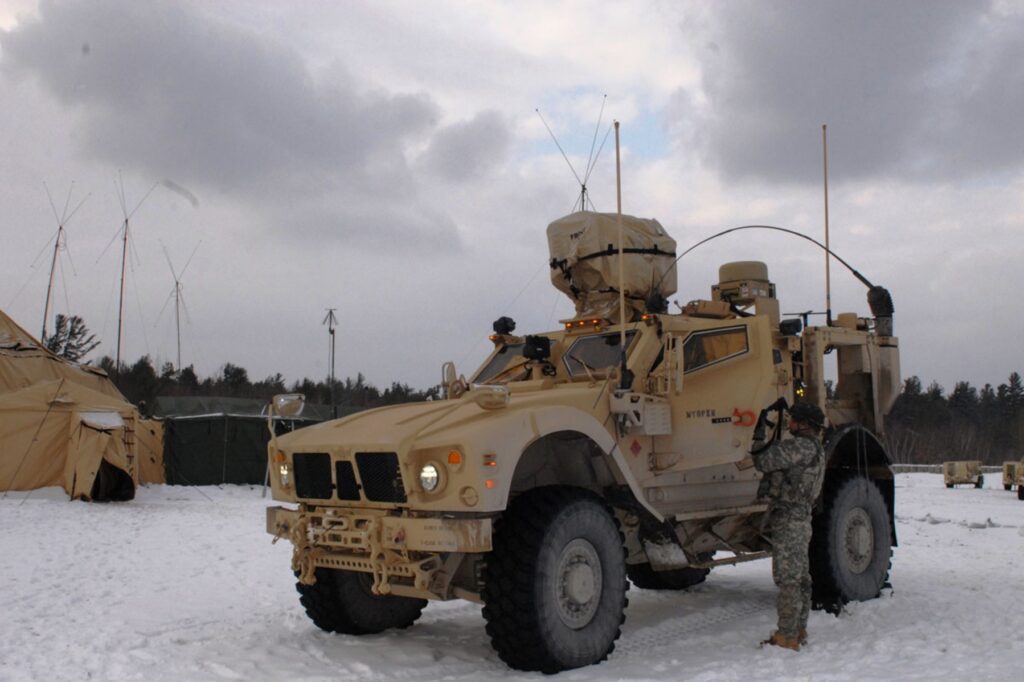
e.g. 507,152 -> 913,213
0,309 -> 150,499
0,379 -> 135,500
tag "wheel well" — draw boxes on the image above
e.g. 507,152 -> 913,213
509,430 -> 617,497
823,424 -> 897,547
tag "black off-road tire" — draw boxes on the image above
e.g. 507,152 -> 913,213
1005,484 -> 1012,491
811,475 -> 892,611
481,486 -> 629,673
296,568 -> 426,635
1018,484 -> 1024,501
946,482 -> 954,489
975,476 -> 984,489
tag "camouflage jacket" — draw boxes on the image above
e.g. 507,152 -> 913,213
753,433 -> 825,516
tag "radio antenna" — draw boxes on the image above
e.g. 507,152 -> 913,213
112,173 -> 158,376
156,241 -> 200,372
40,182 -> 88,341
614,120 -> 631,390
323,308 -> 338,418
536,96 -> 614,212
822,124 -> 833,326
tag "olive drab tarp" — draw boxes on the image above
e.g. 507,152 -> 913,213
547,211 -> 678,323
0,309 -> 147,500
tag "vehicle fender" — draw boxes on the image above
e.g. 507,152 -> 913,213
482,404 -> 664,521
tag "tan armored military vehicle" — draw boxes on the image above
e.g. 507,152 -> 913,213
1002,460 -> 1020,491
266,210 -> 900,673
943,460 -> 984,489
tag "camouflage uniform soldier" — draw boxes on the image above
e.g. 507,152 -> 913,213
752,402 -> 826,651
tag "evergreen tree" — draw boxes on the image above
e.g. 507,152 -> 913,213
43,314 -> 100,362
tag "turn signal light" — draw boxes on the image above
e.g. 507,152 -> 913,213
447,450 -> 462,465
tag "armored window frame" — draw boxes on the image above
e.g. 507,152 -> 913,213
473,343 -> 526,383
681,325 -> 748,374
562,331 -> 638,378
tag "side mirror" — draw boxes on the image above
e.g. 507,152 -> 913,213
272,393 -> 306,418
442,361 -> 467,399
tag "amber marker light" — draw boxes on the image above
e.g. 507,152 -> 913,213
274,451 -> 286,463
483,453 -> 497,467
485,479 -> 497,489
447,450 -> 462,466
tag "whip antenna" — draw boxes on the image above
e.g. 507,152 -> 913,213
823,124 -> 833,326
614,120 -> 630,389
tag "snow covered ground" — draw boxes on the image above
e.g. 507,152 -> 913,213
2,474 -> 1022,681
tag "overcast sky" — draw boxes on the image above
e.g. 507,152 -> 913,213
2,0 -> 1022,394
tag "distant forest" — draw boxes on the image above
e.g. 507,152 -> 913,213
95,355 -> 440,413
93,352 -> 1023,467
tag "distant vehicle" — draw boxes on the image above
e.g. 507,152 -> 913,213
1002,461 -> 1020,491
943,460 -> 983,489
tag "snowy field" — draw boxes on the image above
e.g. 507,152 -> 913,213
2,474 -> 1022,682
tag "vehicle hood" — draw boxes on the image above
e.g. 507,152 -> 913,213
276,383 -> 607,452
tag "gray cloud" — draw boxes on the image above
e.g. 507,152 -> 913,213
0,0 -> 466,249
683,0 -> 1021,184
419,111 -> 511,182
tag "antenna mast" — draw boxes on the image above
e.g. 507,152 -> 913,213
614,121 -> 631,390
822,124 -> 833,326
157,241 -> 199,374
112,176 -> 156,376
41,184 -> 86,341
116,213 -> 129,373
323,308 -> 338,418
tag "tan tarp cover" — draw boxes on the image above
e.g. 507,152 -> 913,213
0,379 -> 135,499
0,309 -> 124,399
136,419 -> 166,484
0,309 -> 157,498
547,211 -> 677,323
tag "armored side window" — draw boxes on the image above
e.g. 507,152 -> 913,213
474,343 -> 526,383
682,326 -> 748,373
563,331 -> 637,377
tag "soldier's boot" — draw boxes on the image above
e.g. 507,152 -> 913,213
760,632 -> 801,651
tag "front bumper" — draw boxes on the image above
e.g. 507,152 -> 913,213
267,505 -> 492,599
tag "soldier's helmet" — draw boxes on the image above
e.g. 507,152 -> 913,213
789,402 -> 825,429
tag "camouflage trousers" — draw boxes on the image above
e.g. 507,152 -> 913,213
769,511 -> 813,639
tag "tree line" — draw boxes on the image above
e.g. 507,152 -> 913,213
885,373 -> 1024,465
94,355 -> 441,413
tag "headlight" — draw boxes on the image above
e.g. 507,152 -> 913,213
419,462 -> 440,492
278,463 -> 291,488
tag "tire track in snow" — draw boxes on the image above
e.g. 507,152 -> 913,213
616,594 -> 775,658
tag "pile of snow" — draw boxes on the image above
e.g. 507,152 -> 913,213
2,474 -> 1022,681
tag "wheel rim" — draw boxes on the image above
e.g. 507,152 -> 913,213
555,538 -> 603,629
840,507 -> 874,574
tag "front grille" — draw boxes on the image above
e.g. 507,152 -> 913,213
335,460 -> 360,500
355,452 -> 406,503
293,452 -> 332,499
